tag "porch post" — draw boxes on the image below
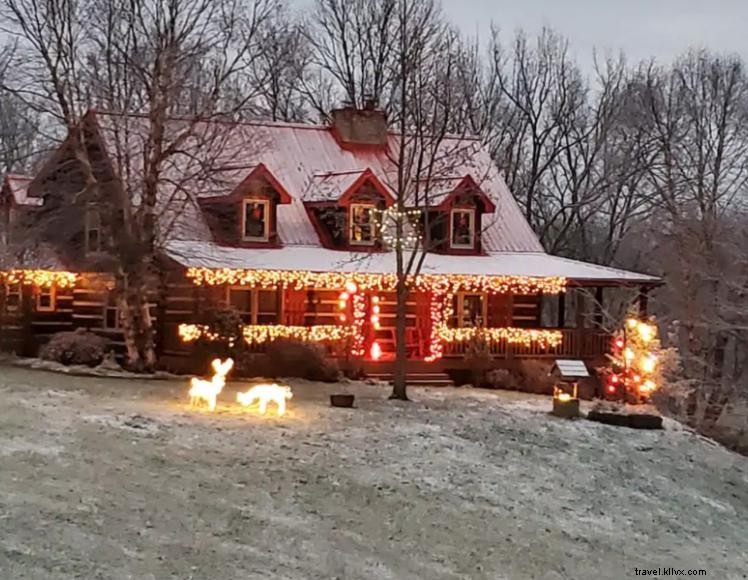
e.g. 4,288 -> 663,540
638,286 -> 650,317
594,286 -> 604,327
557,292 -> 566,328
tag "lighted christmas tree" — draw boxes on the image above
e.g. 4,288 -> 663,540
605,317 -> 663,403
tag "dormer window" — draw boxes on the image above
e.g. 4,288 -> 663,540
350,204 -> 377,245
85,206 -> 102,254
242,199 -> 270,242
450,208 -> 475,250
303,168 -> 395,251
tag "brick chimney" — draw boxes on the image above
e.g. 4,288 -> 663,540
330,103 -> 388,149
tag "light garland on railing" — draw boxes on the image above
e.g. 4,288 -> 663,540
185,267 -> 566,295
178,324 -> 237,346
436,326 -> 564,349
243,324 -> 356,345
0,269 -> 77,289
178,323 -> 355,346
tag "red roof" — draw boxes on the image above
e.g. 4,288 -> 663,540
89,111 -> 545,252
2,174 -> 41,207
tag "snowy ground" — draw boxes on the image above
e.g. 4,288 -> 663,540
0,365 -> 746,580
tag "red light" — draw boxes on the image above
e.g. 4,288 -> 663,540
610,375 -> 619,384
607,384 -> 616,394
370,341 -> 382,361
614,339 -> 624,349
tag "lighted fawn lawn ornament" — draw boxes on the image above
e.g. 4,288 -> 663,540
236,384 -> 293,417
189,358 -> 234,411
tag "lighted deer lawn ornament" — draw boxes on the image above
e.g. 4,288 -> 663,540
236,384 -> 293,417
189,358 -> 234,411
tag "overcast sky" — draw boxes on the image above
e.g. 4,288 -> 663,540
443,0 -> 748,71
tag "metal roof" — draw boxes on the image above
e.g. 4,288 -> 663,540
92,112 -> 545,253
2,174 -> 41,207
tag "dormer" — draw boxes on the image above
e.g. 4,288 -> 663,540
198,164 -> 292,248
1,174 -> 41,245
304,168 -> 395,250
420,175 -> 496,255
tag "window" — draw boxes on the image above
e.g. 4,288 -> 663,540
85,206 -> 102,253
257,289 -> 279,324
5,282 -> 21,311
1,205 -> 9,245
450,293 -> 486,328
450,208 -> 475,249
227,287 -> 279,324
103,292 -> 121,329
35,286 -> 56,312
242,199 -> 270,242
349,204 -> 377,246
228,287 -> 253,324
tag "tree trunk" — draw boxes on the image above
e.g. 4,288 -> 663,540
116,263 -> 157,373
390,274 -> 409,401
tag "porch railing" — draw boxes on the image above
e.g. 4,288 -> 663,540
443,329 -> 611,360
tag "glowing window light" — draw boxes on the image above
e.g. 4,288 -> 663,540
370,341 -> 382,361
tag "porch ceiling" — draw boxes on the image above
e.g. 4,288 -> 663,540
164,240 -> 661,286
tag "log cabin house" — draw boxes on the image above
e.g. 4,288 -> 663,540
0,108 -> 660,379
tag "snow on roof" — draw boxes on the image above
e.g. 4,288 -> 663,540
90,111 -> 544,252
164,240 -> 661,284
0,243 -> 68,271
3,174 -> 42,207
304,171 -> 366,203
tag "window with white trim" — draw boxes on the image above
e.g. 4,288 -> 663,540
85,206 -> 102,253
5,282 -> 21,311
450,208 -> 475,249
35,286 -> 56,312
242,199 -> 270,242
349,203 -> 377,245
227,287 -> 279,324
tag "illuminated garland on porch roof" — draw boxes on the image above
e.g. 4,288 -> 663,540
0,269 -> 77,289
185,267 -> 567,295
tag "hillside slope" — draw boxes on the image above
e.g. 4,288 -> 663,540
0,366 -> 746,579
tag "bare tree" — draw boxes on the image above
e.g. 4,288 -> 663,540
1,0 -> 278,370
633,50 -> 748,427
306,0 -> 398,114
488,27 -> 586,231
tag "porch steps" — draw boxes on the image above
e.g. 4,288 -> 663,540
366,371 -> 455,388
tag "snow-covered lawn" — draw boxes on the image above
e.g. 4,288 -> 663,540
0,365 -> 746,580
